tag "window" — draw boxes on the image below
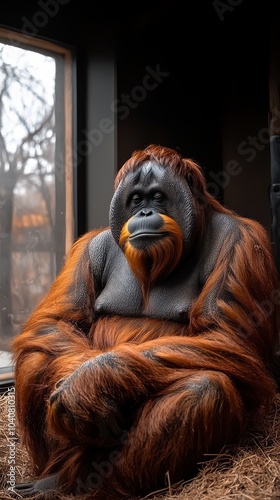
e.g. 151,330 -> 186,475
0,28 -> 76,386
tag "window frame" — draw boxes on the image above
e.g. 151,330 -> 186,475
0,27 -> 77,386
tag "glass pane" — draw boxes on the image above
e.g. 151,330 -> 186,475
0,44 -> 56,363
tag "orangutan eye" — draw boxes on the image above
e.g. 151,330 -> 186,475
153,192 -> 164,202
131,193 -> 142,205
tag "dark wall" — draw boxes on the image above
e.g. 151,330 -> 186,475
220,2 -> 271,231
0,0 -> 276,234
115,0 -> 273,232
116,1 -> 224,185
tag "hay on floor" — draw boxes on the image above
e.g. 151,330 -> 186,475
1,390 -> 280,500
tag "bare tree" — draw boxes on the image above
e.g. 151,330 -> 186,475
0,44 -> 55,340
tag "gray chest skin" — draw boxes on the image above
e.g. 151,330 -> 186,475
89,212 -> 239,323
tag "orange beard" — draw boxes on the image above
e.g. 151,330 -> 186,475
119,214 -> 183,303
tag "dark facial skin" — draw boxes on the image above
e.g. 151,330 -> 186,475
109,161 -> 196,254
126,208 -> 165,247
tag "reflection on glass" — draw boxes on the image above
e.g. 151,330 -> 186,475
0,44 -> 56,353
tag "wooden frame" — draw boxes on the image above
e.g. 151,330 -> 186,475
0,28 -> 76,383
